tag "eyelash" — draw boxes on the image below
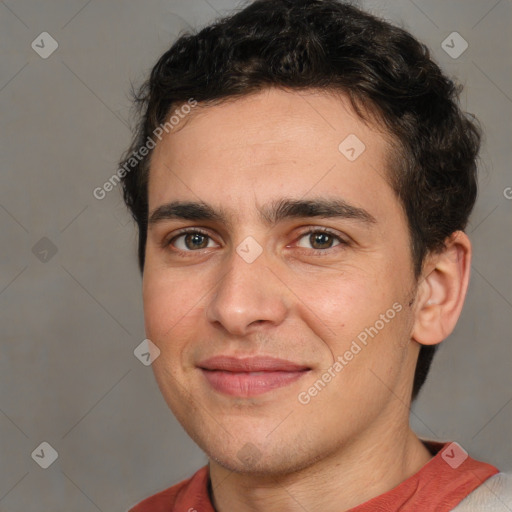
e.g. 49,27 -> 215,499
164,227 -> 348,255
164,228 -> 212,254
293,228 -> 348,255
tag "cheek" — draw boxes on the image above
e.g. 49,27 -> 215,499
142,266 -> 216,367
142,269 -> 192,344
289,266 -> 411,371
289,270 -> 385,335
143,273 -> 168,339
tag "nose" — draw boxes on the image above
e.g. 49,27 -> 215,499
205,248 -> 288,336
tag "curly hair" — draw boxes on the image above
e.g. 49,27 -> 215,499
119,0 -> 480,400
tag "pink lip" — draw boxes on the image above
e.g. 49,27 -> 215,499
198,356 -> 310,397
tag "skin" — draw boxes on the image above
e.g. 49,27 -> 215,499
143,87 -> 471,511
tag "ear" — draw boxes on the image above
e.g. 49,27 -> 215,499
411,231 -> 472,346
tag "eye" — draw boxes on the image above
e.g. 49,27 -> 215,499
296,230 -> 344,250
169,230 -> 218,251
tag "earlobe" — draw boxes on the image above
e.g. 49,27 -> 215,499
411,231 -> 472,346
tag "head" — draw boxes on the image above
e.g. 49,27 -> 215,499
120,0 -> 479,474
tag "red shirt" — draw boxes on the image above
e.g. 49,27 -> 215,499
128,441 -> 498,511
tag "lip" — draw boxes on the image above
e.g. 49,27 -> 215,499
198,356 -> 311,397
198,355 -> 310,372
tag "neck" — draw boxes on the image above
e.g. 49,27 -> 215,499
208,424 -> 432,512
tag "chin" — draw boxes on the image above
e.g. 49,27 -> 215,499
196,429 -> 325,477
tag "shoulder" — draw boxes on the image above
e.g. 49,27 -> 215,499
127,484 -> 182,512
452,472 -> 512,511
127,466 -> 210,512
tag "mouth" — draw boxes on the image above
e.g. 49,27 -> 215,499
198,355 -> 311,397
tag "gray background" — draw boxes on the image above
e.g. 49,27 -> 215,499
0,0 -> 511,510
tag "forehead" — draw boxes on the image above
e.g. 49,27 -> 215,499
147,88 -> 396,219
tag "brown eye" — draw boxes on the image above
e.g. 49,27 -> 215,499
296,230 -> 343,250
185,233 -> 208,249
311,232 -> 334,249
171,231 -> 216,251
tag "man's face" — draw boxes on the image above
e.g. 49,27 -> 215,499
143,88 -> 421,474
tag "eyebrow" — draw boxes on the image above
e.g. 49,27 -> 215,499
148,198 -> 376,227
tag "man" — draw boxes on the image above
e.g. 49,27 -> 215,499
121,0 -> 511,510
